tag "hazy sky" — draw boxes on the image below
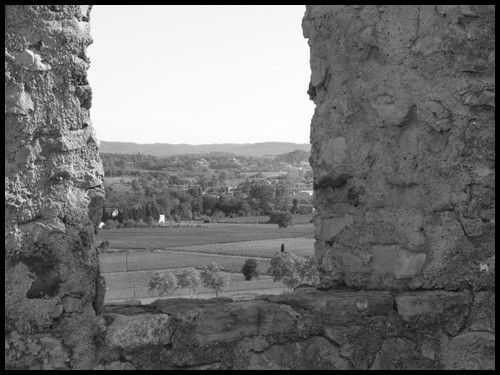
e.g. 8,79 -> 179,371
87,5 -> 314,145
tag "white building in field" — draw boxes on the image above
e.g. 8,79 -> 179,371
158,214 -> 166,224
98,222 -> 105,229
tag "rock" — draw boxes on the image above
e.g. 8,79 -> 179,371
371,95 -> 412,126
258,289 -> 394,325
237,336 -> 351,370
319,137 -> 347,167
63,296 -> 82,313
6,6 -> 104,369
395,291 -> 471,335
106,314 -> 171,349
372,245 -> 427,279
323,325 -> 361,345
370,338 -> 417,370
14,49 -> 51,71
420,340 -> 435,360
103,361 -> 136,370
441,331 -> 495,370
5,83 -> 34,115
319,214 -> 354,241
466,291 -> 495,333
183,301 -> 300,346
460,218 -> 484,237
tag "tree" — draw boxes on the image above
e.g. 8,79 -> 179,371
98,240 -> 110,251
268,252 -> 299,289
268,253 -> 319,289
176,268 -> 201,298
269,210 -> 292,228
200,263 -> 229,298
148,270 -> 178,297
241,258 -> 259,281
274,176 -> 291,211
290,198 -> 299,214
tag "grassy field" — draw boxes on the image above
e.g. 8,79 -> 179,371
217,214 -> 312,225
100,249 -> 273,274
98,222 -> 314,303
104,270 -> 288,302
96,223 -> 314,250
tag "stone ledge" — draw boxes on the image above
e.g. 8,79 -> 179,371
95,288 -> 494,370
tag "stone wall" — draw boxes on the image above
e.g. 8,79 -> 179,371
4,5 -> 495,370
305,5 -> 495,292
5,5 -> 105,369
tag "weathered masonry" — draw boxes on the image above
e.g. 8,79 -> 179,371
5,5 -> 495,370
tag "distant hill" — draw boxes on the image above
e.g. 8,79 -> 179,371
275,149 -> 310,164
99,141 -> 310,157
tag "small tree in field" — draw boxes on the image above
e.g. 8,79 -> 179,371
269,210 -> 292,228
176,268 -> 201,298
241,258 -> 259,281
148,270 -> 178,297
268,253 -> 319,289
200,263 -> 229,298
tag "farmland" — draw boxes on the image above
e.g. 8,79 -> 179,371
96,223 -> 315,303
96,223 -> 314,250
104,270 -> 288,303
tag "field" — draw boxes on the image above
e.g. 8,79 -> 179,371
100,249 -> 273,274
96,223 -> 314,250
97,223 -> 315,303
104,270 -> 288,303
217,214 -> 313,225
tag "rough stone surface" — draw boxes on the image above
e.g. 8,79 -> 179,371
105,313 -> 171,349
4,5 -> 494,370
5,5 -> 104,370
304,5 -> 495,291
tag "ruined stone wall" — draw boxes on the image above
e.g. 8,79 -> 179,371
5,5 -> 105,369
305,5 -> 495,292
4,5 -> 494,370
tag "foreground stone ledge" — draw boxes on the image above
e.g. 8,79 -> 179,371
91,289 -> 494,370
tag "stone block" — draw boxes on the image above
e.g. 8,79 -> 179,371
63,296 -> 82,313
395,291 -> 471,335
319,214 -> 353,241
106,314 -> 171,350
440,331 -> 495,370
372,245 -> 427,279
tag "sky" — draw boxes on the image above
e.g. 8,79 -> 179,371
87,5 -> 314,145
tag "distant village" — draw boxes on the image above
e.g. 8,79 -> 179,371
99,151 -> 314,228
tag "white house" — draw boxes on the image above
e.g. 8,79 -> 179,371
158,214 -> 166,224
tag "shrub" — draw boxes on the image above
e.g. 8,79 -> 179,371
144,216 -> 156,227
148,271 -> 178,297
123,219 -> 136,228
175,268 -> 201,297
241,258 -> 259,281
134,219 -> 148,228
269,210 -> 292,228
104,219 -> 118,230
268,253 -> 319,289
98,240 -> 110,251
200,263 -> 229,298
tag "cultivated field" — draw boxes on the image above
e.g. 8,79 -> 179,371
217,214 -> 313,225
104,270 -> 288,303
100,249 -> 273,274
96,223 -> 314,250
97,223 -> 315,303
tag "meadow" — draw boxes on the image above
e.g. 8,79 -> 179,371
97,222 -> 315,303
96,223 -> 314,250
100,249 -> 273,274
104,270 -> 288,302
